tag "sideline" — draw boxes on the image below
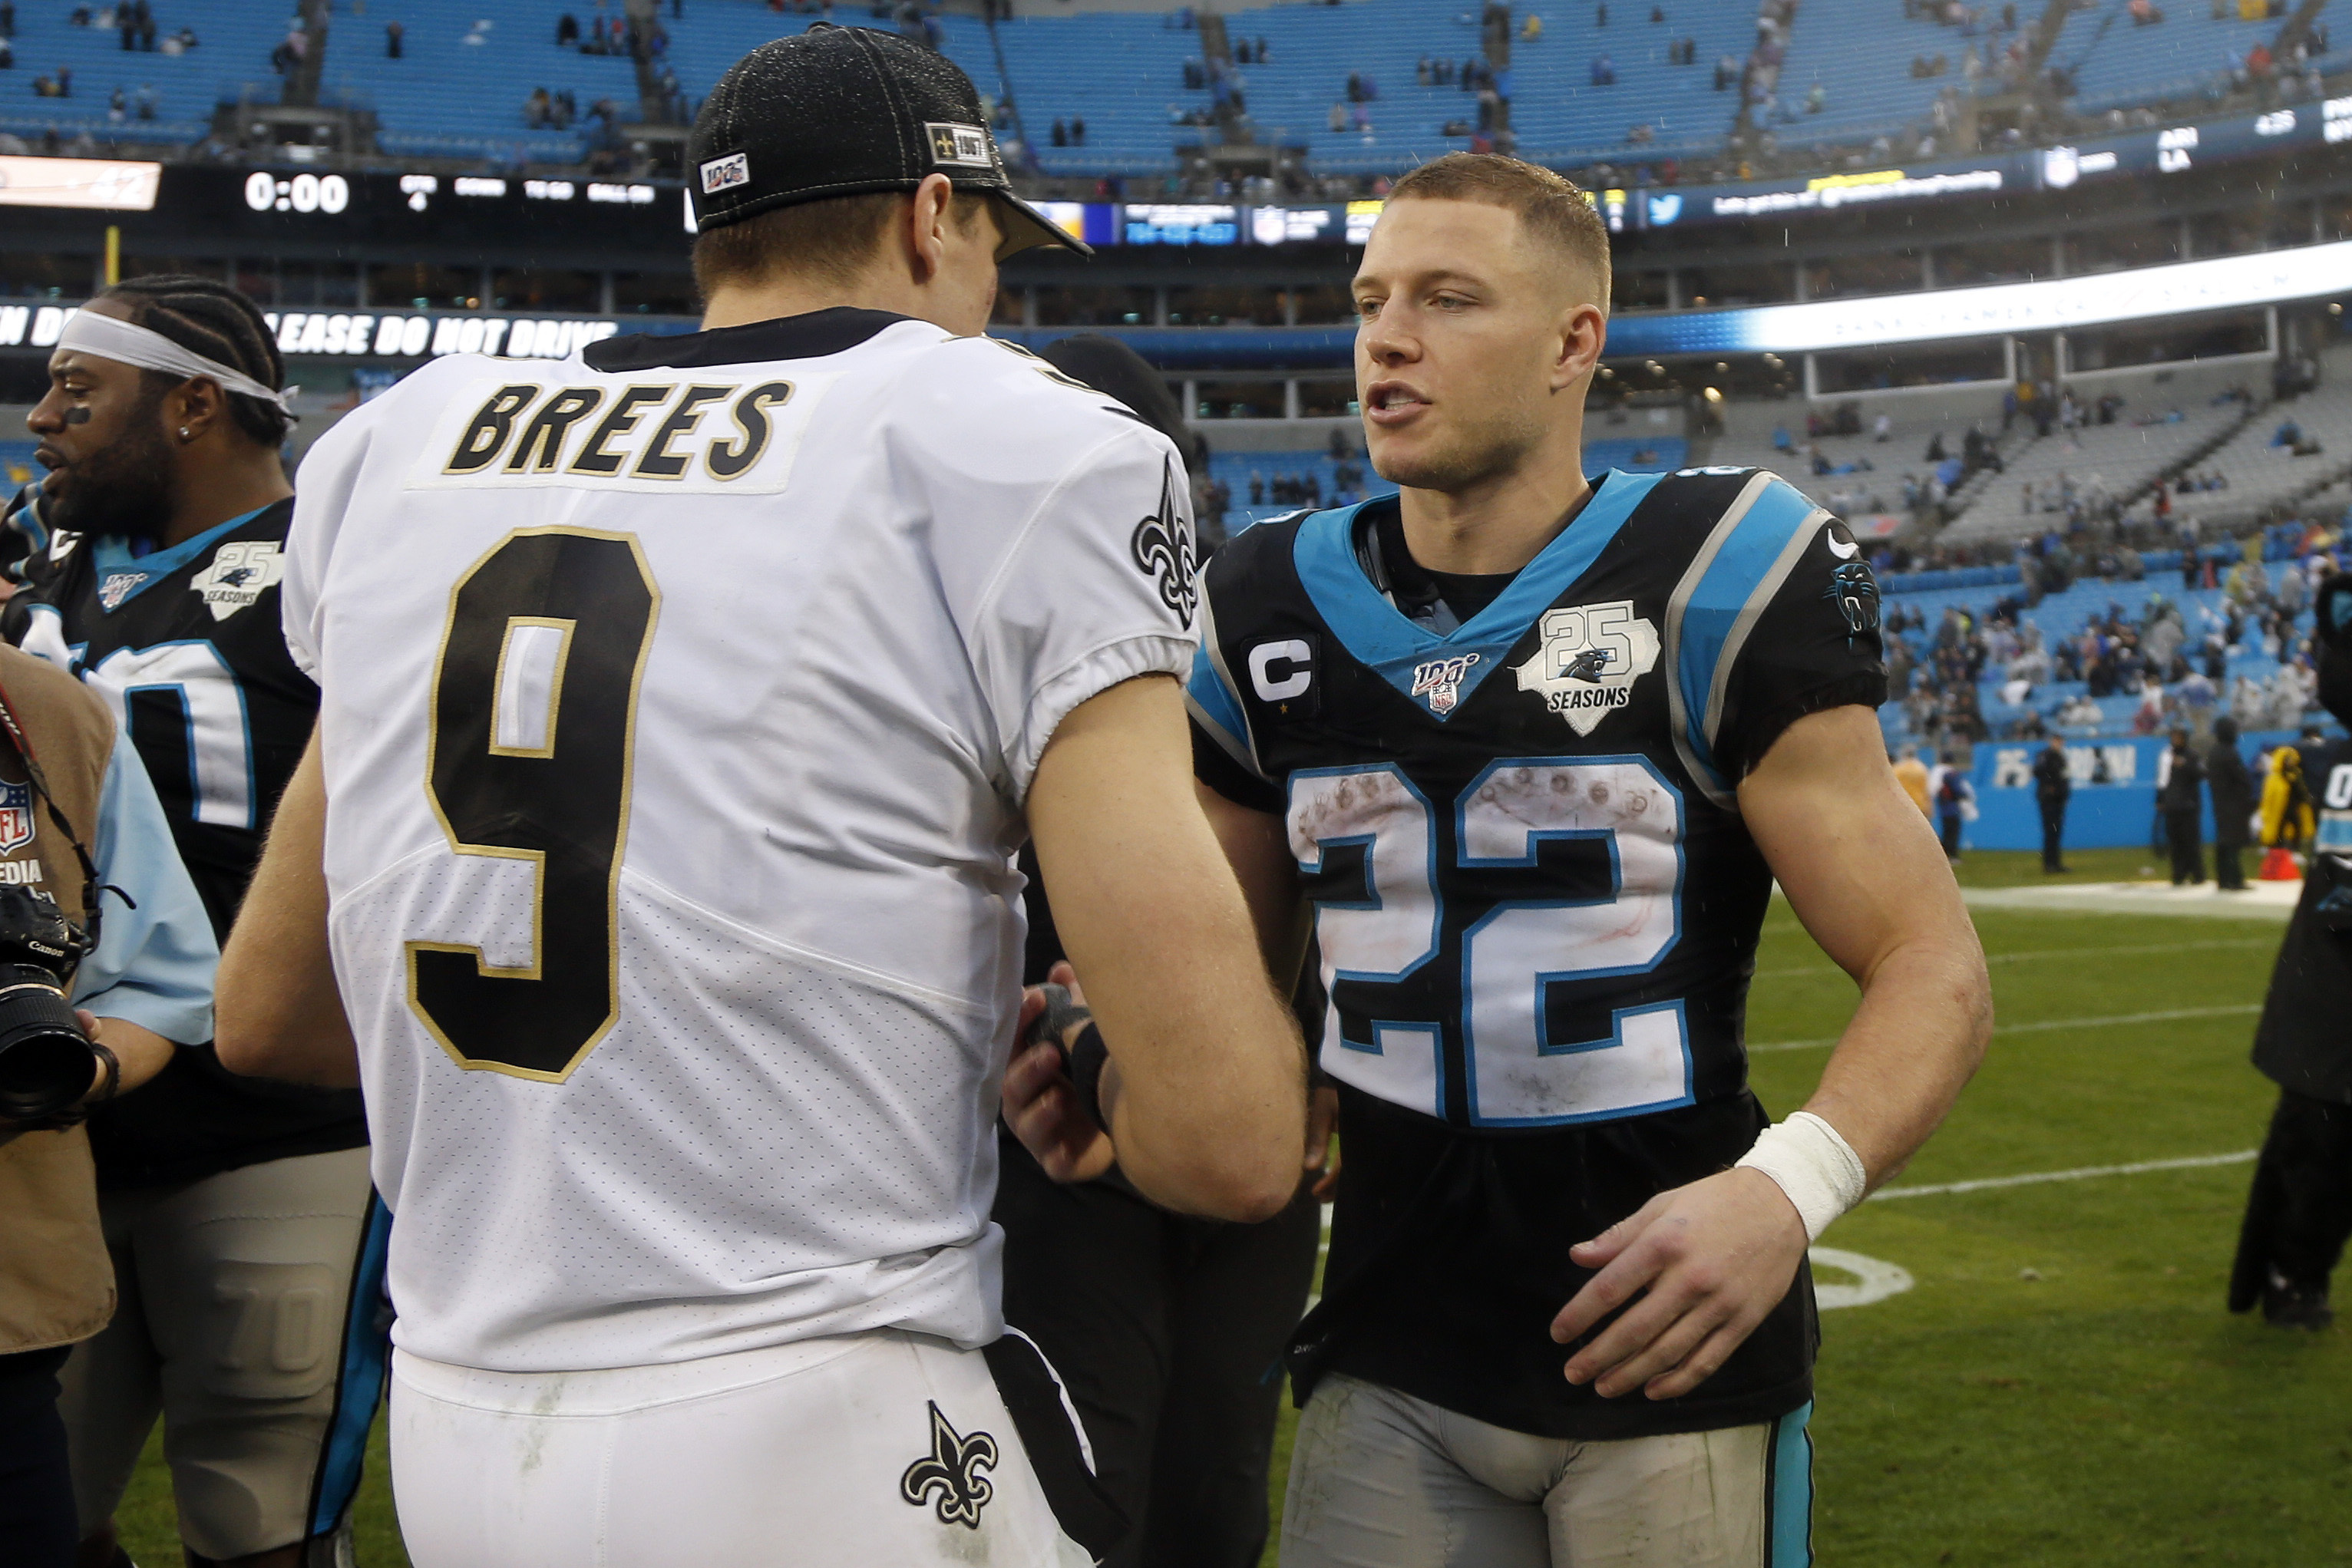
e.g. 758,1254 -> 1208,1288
1869,1148 -> 2258,1200
1749,1002 -> 2261,1053
1753,936 -> 2272,981
1959,880 -> 2297,922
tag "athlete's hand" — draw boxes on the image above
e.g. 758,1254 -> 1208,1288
1303,1084 -> 1340,1200
1549,1167 -> 1809,1401
1002,962 -> 1117,1184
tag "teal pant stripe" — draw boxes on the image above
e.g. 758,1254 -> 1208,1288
1769,1400 -> 1815,1568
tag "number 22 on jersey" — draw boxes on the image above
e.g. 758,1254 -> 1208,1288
1290,758 -> 1690,1127
409,528 -> 659,1081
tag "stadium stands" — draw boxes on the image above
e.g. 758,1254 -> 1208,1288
1877,556 -> 2327,748
1706,389 -> 2008,521
0,0 -> 285,146
2175,375 -> 2352,527
2063,0 -> 2309,115
650,0 -> 1749,183
327,1 -> 643,163
287,0 -> 2335,183
1499,2 -> 1756,164
1770,0 -> 1990,146
1943,396 -> 2251,541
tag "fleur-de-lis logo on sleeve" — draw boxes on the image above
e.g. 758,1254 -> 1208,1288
899,1401 -> 999,1530
1129,459 -> 1198,626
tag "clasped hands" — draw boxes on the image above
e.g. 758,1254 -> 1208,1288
1001,963 -> 1806,1401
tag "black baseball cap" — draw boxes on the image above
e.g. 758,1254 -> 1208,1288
686,25 -> 1088,262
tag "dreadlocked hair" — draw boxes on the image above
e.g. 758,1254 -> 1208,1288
101,274 -> 292,449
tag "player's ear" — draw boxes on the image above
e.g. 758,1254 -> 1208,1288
905,173 -> 956,285
1550,298 -> 1606,396
167,375 -> 223,446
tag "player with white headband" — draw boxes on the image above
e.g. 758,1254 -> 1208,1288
51,308 -> 300,414
5,277 -> 381,1568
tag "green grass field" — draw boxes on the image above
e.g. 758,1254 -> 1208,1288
107,851 -> 2349,1566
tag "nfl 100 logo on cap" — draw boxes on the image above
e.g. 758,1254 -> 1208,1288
700,152 -> 751,195
926,123 -> 995,169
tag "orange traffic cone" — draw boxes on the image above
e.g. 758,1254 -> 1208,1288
2259,847 -> 2302,880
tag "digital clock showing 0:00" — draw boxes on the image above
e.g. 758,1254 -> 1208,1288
243,171 -> 351,215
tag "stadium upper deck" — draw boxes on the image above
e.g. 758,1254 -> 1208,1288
2,0 -> 2338,185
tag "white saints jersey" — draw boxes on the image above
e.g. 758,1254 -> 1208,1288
285,308 -> 1198,1372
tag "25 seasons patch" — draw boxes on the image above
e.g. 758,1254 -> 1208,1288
1511,599 -> 1660,736
190,540 -> 286,622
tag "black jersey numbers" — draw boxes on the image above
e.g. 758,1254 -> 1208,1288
408,529 -> 659,1081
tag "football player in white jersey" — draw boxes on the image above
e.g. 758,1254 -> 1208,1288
214,27 -> 1306,1567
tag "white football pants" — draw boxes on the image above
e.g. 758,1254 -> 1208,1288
390,1328 -> 1107,1566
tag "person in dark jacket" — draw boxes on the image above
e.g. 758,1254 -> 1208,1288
1934,751 -> 1971,862
993,334 -> 1321,1568
2162,726 -> 2206,885
2231,573 -> 2352,1329
2032,733 -> 2071,873
2209,716 -> 2255,890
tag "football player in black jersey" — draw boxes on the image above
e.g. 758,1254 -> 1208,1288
1181,156 -> 1993,1564
6,278 -> 380,1568
2229,573 -> 2352,1332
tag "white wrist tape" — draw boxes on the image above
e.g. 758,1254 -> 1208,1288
1736,1111 -> 1867,1242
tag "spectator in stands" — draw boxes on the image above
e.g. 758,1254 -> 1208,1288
558,12 -> 581,45
1050,117 -> 1066,146
1071,117 -> 1085,146
0,35 -> 11,68
1522,13 -> 1544,40
2162,726 -> 2208,884
1590,53 -> 1617,84
0,2 -> 12,38
386,19 -> 403,57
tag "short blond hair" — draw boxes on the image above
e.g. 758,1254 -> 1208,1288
1386,153 -> 1611,304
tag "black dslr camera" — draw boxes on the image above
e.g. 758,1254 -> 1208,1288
0,884 -> 100,1124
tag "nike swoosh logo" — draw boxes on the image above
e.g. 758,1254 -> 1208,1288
1825,532 -> 1860,560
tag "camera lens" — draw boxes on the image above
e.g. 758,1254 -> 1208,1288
0,973 -> 96,1124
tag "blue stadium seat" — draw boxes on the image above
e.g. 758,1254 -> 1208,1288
324,0 -> 641,163
2064,0 -> 2302,114
0,1 -> 285,144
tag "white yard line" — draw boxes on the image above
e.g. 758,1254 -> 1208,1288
1749,1002 -> 2261,1054
1869,1149 -> 2258,1200
1754,937 -> 2271,982
1961,882 -> 2297,921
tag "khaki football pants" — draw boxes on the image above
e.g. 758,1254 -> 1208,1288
1279,1373 -> 1813,1568
59,1147 -> 379,1563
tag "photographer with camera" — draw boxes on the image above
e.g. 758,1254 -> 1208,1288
6,279 -> 360,1568
0,642 -> 219,1568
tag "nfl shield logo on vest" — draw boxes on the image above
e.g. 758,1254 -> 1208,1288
1410,652 -> 1481,715
0,781 -> 35,856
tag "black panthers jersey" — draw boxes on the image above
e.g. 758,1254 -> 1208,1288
1188,467 -> 1885,1441
2254,736 -> 2352,1105
3,485 -> 361,1187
